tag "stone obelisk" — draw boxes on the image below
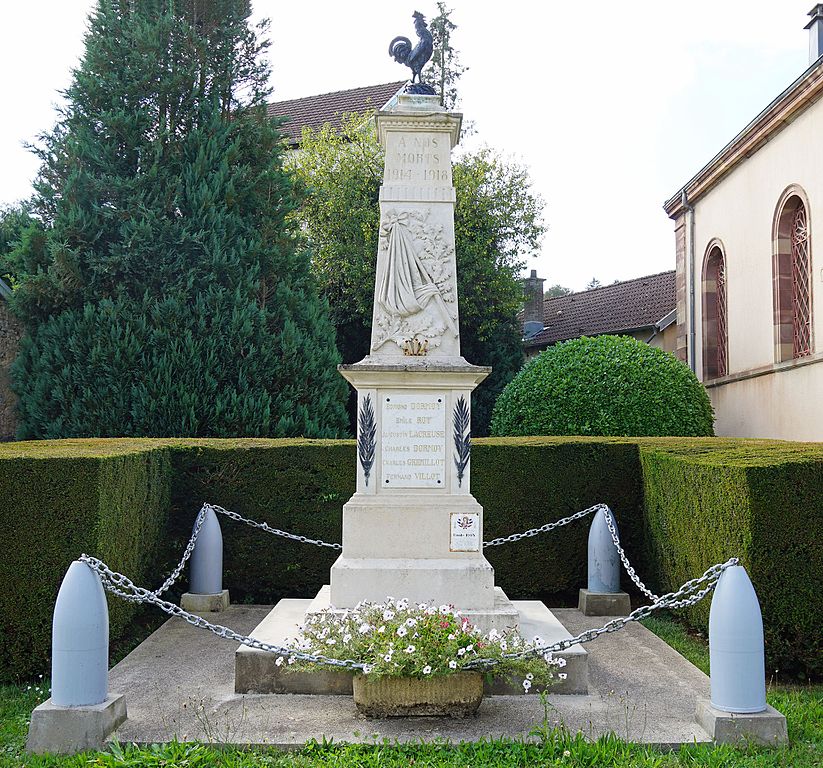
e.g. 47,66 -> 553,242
331,93 -> 517,630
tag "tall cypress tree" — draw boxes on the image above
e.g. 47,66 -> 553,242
11,0 -> 349,438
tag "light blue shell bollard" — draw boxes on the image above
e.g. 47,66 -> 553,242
51,560 -> 109,707
588,509 -> 621,593
189,505 -> 224,595
709,565 -> 767,713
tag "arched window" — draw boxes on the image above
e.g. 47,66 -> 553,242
702,243 -> 727,379
773,190 -> 813,361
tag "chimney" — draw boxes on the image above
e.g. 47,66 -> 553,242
522,269 -> 545,338
805,4 -> 823,64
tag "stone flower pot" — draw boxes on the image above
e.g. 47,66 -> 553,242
352,671 -> 484,717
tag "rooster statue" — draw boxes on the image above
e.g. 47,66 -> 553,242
388,10 -> 435,94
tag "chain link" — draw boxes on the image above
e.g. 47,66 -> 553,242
208,504 -> 342,550
482,503 -> 606,547
79,554 -> 367,670
601,506 -> 659,602
464,557 -> 738,669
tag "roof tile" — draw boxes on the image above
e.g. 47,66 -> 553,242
526,270 -> 675,348
267,82 -> 406,145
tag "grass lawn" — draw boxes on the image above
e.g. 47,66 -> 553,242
1,615 -> 820,767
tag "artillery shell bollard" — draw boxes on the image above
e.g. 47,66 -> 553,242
181,505 -> 230,613
578,509 -> 631,616
26,561 -> 127,755
695,565 -> 788,746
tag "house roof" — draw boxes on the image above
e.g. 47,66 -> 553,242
524,270 -> 676,348
267,81 -> 406,146
664,57 -> 823,217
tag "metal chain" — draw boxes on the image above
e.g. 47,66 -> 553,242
482,503 -> 607,548
151,505 -> 208,597
79,553 -> 366,670
208,504 -> 342,550
601,506 -> 659,602
464,557 -> 738,669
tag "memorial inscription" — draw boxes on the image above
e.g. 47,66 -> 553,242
381,392 -> 446,487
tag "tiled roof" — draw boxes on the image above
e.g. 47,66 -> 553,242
267,81 -> 406,145
525,270 -> 676,348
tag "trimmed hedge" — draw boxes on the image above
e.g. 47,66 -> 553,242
0,440 -> 171,681
640,439 -> 823,679
0,437 -> 819,682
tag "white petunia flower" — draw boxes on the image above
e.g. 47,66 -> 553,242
526,673 -> 534,680
522,679 -> 532,692
500,641 -> 508,651
363,664 -> 373,674
275,657 -> 284,667
397,599 -> 408,609
426,606 -> 436,615
384,653 -> 393,662
405,645 -> 416,654
326,638 -> 336,645
406,617 -> 417,627
383,610 -> 395,621
448,633 -> 456,640
288,657 -> 295,665
377,625 -> 386,634
439,605 -> 450,615
449,660 -> 457,669
558,658 -> 567,667
397,626 -> 408,637
343,634 -> 352,644
422,665 -> 432,674
466,644 -> 474,652
358,623 -> 371,634
559,673 -> 567,680
457,648 -> 466,656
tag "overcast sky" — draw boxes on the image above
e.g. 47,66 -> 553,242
0,1 -> 815,290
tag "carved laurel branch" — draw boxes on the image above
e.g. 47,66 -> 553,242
453,395 -> 471,488
358,394 -> 377,486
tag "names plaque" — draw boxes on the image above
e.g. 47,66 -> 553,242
381,392 -> 446,487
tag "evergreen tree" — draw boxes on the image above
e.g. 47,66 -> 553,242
11,0 -> 348,438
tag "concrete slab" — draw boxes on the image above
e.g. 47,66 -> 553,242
108,605 -> 715,748
236,595 -> 586,696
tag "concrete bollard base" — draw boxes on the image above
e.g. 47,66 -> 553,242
181,589 -> 230,613
695,698 -> 788,746
26,694 -> 127,754
578,588 -> 631,616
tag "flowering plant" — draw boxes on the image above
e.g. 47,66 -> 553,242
282,597 -> 566,691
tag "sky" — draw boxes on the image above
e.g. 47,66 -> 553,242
0,1 -> 815,291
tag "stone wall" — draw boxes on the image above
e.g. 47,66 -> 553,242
0,300 -> 22,440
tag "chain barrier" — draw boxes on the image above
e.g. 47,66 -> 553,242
464,556 -> 739,670
79,553 -> 367,671
482,503 -> 606,548
208,504 -> 342,550
601,506 -> 660,602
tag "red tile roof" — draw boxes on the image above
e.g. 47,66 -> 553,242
267,82 -> 406,145
525,270 -> 676,348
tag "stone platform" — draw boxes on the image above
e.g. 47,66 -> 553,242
235,589 -> 587,695
108,605 -> 715,747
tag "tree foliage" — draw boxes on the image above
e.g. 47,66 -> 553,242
490,335 -> 715,437
429,3 -> 467,110
293,115 -> 545,435
10,0 -> 348,438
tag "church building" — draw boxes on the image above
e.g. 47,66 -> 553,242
665,6 -> 823,440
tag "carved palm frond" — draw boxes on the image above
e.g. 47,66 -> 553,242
453,395 -> 471,488
358,394 -> 377,486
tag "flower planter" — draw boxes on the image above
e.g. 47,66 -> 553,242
352,671 -> 484,717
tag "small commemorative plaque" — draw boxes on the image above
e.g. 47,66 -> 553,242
381,392 -> 446,487
450,512 -> 480,552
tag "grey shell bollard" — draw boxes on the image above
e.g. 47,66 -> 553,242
189,505 -> 224,595
709,564 -> 767,713
587,509 -> 621,593
51,560 -> 109,707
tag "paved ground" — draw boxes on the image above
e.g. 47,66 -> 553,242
109,605 -> 712,748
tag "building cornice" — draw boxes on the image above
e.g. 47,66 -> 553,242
664,59 -> 823,218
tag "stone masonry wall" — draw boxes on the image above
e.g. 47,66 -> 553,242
0,301 -> 22,440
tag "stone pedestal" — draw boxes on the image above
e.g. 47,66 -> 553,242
695,699 -> 788,746
578,588 -> 632,616
26,694 -> 127,754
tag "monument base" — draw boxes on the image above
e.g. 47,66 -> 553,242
26,694 -> 127,755
234,591 -> 588,695
695,699 -> 788,746
578,589 -> 631,616
181,589 -> 230,613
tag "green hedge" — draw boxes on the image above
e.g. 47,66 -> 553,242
640,439 -> 823,679
0,437 -> 820,682
0,440 -> 171,681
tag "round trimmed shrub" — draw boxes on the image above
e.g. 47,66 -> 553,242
490,335 -> 714,437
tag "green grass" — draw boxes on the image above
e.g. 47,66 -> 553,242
3,615 -> 820,767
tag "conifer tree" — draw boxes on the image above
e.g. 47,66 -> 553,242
11,0 -> 348,438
